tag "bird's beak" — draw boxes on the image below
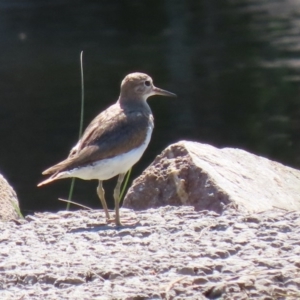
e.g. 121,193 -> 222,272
152,86 -> 177,97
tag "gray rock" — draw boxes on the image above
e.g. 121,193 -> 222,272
0,173 -> 20,221
123,141 -> 300,213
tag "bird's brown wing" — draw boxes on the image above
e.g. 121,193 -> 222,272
42,104 -> 153,175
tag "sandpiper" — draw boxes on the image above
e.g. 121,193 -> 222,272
38,72 -> 176,226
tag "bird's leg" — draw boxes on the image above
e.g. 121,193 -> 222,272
113,173 -> 126,226
96,180 -> 110,220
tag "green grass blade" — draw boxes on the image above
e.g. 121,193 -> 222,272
66,178 -> 76,210
119,168 -> 132,203
66,51 -> 85,210
79,50 -> 85,138
10,200 -> 24,219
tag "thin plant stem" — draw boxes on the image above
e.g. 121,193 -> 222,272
66,51 -> 85,210
119,168 -> 132,203
58,198 -> 91,210
66,179 -> 75,210
79,51 -> 85,139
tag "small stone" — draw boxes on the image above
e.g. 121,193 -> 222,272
177,266 -> 196,276
23,275 -> 38,285
193,277 -> 209,285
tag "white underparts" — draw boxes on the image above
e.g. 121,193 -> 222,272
54,126 -> 153,181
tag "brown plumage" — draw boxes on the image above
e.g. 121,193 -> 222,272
42,103 -> 153,176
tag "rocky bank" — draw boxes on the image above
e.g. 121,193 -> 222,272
1,206 -> 300,299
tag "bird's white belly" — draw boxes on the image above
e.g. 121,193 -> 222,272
62,126 -> 153,181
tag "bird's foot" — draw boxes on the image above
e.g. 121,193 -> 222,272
106,218 -> 117,224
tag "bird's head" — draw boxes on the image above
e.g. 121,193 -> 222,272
120,72 -> 176,102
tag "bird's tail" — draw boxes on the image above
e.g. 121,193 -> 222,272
37,172 -> 68,187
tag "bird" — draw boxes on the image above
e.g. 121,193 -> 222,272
38,72 -> 176,226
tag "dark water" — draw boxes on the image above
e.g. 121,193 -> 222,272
1,0 -> 300,214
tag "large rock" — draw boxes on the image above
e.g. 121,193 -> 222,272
0,173 -> 20,221
123,141 -> 300,213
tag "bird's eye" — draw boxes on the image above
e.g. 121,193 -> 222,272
144,80 -> 151,87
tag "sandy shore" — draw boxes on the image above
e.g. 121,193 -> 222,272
0,206 -> 299,299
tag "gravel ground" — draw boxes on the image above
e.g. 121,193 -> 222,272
0,206 -> 300,299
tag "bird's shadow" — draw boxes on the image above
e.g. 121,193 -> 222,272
68,221 -> 142,233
